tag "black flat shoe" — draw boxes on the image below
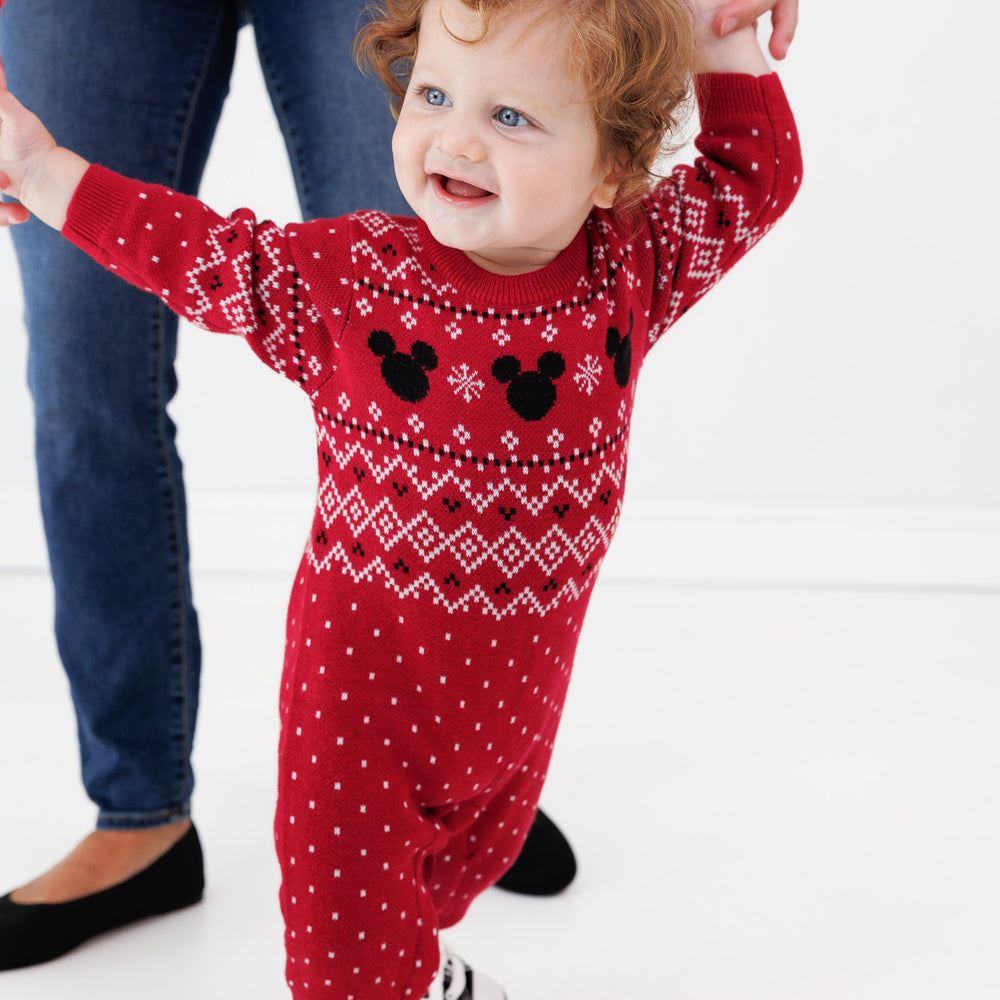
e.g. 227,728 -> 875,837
0,823 -> 204,971
495,808 -> 576,896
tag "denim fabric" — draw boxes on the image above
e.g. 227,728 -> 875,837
0,0 -> 407,828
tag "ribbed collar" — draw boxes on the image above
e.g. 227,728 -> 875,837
415,219 -> 591,308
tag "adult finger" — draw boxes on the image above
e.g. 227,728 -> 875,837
713,0 -> 769,36
767,0 -> 798,59
0,205 -> 31,225
714,0 -> 799,58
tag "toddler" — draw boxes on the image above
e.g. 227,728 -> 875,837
0,0 -> 801,996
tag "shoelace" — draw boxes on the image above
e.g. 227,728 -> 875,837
424,942 -> 470,1000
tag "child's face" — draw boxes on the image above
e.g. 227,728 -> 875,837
392,0 -> 616,275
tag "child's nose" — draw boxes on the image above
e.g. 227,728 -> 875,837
434,116 -> 487,162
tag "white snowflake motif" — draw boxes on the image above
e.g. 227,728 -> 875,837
446,320 -> 463,340
492,328 -> 511,347
589,417 -> 603,438
573,355 -> 603,396
453,424 -> 471,446
500,430 -> 519,451
547,428 -> 565,450
618,400 -> 627,421
408,413 -> 425,434
542,323 -> 559,343
338,392 -> 351,411
446,363 -> 486,403
401,312 -> 418,330
357,298 -> 373,317
582,313 -> 597,330
369,402 -> 383,422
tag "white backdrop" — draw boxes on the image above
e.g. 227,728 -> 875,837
2,4 -> 999,587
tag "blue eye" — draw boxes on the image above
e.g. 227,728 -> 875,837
422,87 -> 447,107
496,106 -> 530,128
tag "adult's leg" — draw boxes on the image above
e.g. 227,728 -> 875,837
245,0 -> 410,220
0,0 -> 239,900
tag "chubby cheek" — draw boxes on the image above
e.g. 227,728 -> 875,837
390,123 -> 408,179
390,124 -> 401,163
391,123 -> 421,206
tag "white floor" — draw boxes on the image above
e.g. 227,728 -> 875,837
1,571 -> 998,1000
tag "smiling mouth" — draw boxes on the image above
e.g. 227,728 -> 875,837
432,173 -> 496,202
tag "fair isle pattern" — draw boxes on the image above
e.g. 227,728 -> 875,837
351,211 -> 623,328
63,73 -> 802,1000
308,404 -> 628,617
351,206 -> 620,310
114,194 -> 337,389
185,214 -> 334,388
309,537 -> 611,618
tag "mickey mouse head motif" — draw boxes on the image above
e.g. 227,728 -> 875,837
605,309 -> 633,388
368,330 -> 438,403
492,351 -> 565,421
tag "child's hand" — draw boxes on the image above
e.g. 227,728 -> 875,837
0,53 -> 54,225
0,53 -> 89,230
711,0 -> 798,60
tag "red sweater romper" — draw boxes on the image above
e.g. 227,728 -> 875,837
63,72 -> 801,1000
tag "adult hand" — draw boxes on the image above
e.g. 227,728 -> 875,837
712,0 -> 799,60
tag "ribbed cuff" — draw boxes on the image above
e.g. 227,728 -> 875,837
694,72 -> 790,121
61,163 -> 135,248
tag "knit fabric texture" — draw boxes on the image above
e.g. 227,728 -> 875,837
63,71 -> 801,999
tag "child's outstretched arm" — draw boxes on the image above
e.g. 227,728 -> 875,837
0,55 -> 89,230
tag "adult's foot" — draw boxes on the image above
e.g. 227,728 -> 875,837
496,808 -> 576,896
0,821 -> 204,970
10,818 -> 193,904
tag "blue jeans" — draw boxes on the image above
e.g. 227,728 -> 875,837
0,0 -> 409,829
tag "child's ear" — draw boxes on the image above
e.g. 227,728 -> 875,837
591,164 -> 622,210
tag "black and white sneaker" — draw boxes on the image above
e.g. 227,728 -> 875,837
423,941 -> 507,1000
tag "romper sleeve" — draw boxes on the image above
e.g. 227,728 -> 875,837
641,72 -> 802,348
62,165 -> 356,392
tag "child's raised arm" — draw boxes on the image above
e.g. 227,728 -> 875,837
0,55 -> 90,230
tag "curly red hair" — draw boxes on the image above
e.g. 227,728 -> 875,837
355,0 -> 697,213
